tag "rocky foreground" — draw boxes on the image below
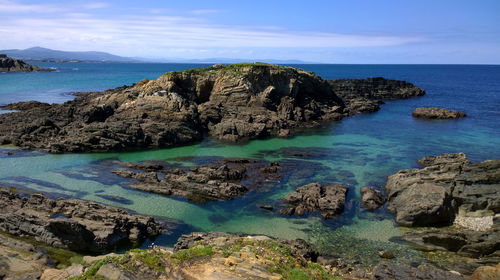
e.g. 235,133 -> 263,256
31,232 -> 480,280
0,63 -> 424,153
0,188 -> 163,252
0,54 -> 53,72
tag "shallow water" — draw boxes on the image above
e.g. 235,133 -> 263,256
1,63 -> 499,266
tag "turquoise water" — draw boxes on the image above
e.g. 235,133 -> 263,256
1,63 -> 499,265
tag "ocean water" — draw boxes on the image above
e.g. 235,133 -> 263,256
1,62 -> 499,265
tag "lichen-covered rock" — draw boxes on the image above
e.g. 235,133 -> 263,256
281,182 -> 348,219
0,188 -> 162,252
385,153 -> 500,227
412,107 -> 466,119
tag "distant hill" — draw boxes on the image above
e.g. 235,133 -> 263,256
0,47 -> 137,62
0,47 -> 316,64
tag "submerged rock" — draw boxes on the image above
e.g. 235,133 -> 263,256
0,55 -> 53,72
0,188 -> 162,252
113,158 -> 281,201
412,107 -> 466,119
0,63 -> 424,153
360,186 -> 386,210
385,153 -> 500,227
281,182 -> 348,219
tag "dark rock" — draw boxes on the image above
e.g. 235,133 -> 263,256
385,153 -> 500,227
412,107 -> 466,119
0,188 -> 162,252
378,249 -> 394,259
360,186 -> 386,210
0,56 -> 53,72
282,182 -> 348,219
328,77 -> 425,113
113,158 -> 282,201
371,261 -> 464,280
0,64 -> 424,153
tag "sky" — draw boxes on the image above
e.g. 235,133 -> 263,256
0,0 -> 499,64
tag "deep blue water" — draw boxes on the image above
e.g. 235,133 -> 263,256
0,62 -> 499,264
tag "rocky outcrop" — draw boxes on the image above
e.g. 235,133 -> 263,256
412,107 -> 466,119
0,63 -> 424,153
385,153 -> 500,227
0,188 -> 162,252
280,182 -> 348,219
328,77 -> 425,113
360,186 -> 386,210
0,54 -> 53,72
112,158 -> 281,202
371,261 -> 464,280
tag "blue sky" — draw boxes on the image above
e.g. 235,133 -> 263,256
0,0 -> 499,63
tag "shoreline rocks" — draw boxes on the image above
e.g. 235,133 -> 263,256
112,158 -> 282,202
412,107 -> 466,119
280,182 -> 348,219
0,54 -> 53,73
0,188 -> 163,252
0,63 -> 425,153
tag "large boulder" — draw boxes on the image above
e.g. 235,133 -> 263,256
385,153 -> 500,227
281,182 -> 348,219
0,188 -> 163,252
360,186 -> 386,210
412,107 -> 466,119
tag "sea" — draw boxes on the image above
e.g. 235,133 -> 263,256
1,62 -> 499,265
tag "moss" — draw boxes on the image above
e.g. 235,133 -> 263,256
170,245 -> 215,264
130,250 -> 165,271
68,257 -> 113,280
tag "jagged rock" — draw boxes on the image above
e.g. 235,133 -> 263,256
328,77 -> 425,113
0,55 -> 53,72
41,264 -> 84,280
0,64 -> 424,153
0,188 -> 162,252
113,158 -> 281,201
385,153 -> 500,227
371,261 -> 464,280
360,186 -> 386,210
412,107 -> 466,119
281,182 -> 348,219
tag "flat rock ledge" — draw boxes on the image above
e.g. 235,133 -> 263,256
0,54 -> 53,73
280,182 -> 348,219
412,107 -> 466,119
0,63 -> 424,153
112,158 -> 281,202
385,153 -> 499,227
0,188 -> 162,252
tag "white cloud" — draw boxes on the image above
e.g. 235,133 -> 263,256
0,1 -> 425,58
